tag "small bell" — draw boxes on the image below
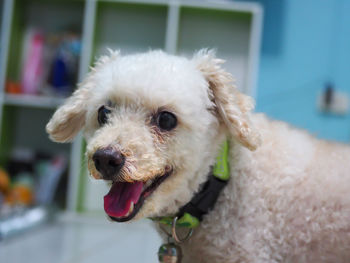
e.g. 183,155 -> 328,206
158,242 -> 182,263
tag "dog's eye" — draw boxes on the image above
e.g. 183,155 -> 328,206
98,106 -> 111,126
157,111 -> 177,131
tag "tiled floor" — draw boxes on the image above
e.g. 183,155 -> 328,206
0,214 -> 162,263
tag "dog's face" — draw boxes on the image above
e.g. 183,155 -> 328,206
46,50 -> 260,221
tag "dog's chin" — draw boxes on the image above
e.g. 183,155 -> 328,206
104,169 -> 172,222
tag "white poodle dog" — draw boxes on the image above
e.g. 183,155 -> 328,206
47,50 -> 350,263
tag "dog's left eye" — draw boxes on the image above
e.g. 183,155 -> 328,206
98,106 -> 111,126
156,111 -> 177,131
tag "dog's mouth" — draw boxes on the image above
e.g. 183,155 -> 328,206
104,169 -> 172,222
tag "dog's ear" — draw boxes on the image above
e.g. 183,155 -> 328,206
46,82 -> 91,142
193,49 -> 261,151
46,49 -> 120,143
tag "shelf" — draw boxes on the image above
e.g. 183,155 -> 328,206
6,0 -> 85,88
0,102 -> 71,164
3,94 -> 65,109
94,1 -> 167,56
177,7 -> 253,93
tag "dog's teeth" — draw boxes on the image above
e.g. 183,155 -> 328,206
125,202 -> 134,217
145,180 -> 153,188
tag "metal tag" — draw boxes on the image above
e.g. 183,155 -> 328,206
158,242 -> 182,263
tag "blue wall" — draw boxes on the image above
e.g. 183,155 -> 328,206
245,0 -> 350,142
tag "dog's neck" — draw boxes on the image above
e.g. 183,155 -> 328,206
152,140 -> 230,228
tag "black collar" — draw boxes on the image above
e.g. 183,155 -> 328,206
178,170 -> 229,224
154,141 -> 231,228
153,168 -> 229,228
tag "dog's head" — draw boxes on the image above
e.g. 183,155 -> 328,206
46,50 -> 260,221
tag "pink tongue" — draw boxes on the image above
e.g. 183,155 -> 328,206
104,181 -> 143,218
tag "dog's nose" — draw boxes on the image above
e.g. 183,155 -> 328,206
92,148 -> 125,180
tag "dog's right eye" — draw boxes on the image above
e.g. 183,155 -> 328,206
98,106 -> 111,126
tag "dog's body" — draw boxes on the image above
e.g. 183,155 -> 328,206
47,50 -> 350,262
180,114 -> 350,263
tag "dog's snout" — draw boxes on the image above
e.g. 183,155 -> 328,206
92,148 -> 125,180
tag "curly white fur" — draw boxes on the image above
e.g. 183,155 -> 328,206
47,50 -> 350,262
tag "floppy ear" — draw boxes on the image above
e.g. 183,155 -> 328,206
46,49 -> 120,143
46,82 -> 91,142
193,49 -> 261,151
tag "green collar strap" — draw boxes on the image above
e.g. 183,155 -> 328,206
152,140 -> 230,228
213,140 -> 230,181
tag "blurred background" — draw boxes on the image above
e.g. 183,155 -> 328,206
0,0 -> 349,262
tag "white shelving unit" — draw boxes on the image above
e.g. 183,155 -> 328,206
0,0 -> 86,210
4,94 -> 65,109
0,0 -> 263,213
